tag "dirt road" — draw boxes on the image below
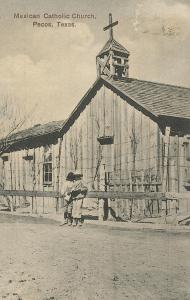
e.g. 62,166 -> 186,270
0,214 -> 190,300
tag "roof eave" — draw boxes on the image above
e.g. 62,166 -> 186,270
159,114 -> 190,121
0,131 -> 61,153
158,115 -> 190,135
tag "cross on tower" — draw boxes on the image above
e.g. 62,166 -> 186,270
103,13 -> 118,40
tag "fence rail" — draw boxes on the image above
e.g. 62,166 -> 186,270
88,191 -> 165,200
0,189 -> 190,201
0,190 -> 59,198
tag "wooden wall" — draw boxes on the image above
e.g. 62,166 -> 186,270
0,84 -> 189,218
60,85 -> 162,191
59,85 -> 162,218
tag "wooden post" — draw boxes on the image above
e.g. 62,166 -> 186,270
168,159 -> 178,224
98,198 -> 104,221
2,159 -> 6,205
162,127 -> 171,191
32,148 -> 36,213
107,172 -> 115,221
41,146 -> 45,213
22,150 -> 26,208
11,152 -> 15,207
56,137 -> 63,212
9,153 -> 14,212
36,147 -> 41,213
129,171 -> 133,219
2,159 -> 5,190
141,170 -> 146,215
162,127 -> 171,216
17,151 -> 21,207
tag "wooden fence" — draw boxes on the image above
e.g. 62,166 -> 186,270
0,189 -> 165,199
0,189 -> 190,219
0,189 -> 190,200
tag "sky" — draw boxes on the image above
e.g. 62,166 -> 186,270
0,0 -> 190,130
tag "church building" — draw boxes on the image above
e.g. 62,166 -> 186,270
1,14 -> 190,220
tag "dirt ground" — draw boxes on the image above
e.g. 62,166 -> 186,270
0,214 -> 190,300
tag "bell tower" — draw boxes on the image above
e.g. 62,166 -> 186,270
96,13 -> 130,80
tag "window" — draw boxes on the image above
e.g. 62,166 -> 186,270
185,141 -> 190,161
43,145 -> 53,186
43,162 -> 52,185
23,155 -> 33,161
1,155 -> 9,162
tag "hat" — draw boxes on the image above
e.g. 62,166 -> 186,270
66,172 -> 75,181
73,170 -> 83,180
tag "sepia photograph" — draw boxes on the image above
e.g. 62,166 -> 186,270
0,0 -> 190,299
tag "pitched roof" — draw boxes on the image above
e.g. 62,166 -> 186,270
97,38 -> 129,57
2,75 -> 190,151
6,120 -> 65,143
102,76 -> 190,119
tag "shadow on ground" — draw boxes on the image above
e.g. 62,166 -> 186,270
0,213 -> 59,225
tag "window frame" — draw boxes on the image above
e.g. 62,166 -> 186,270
43,162 -> 53,186
43,145 -> 53,186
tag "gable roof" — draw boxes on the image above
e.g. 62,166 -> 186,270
1,75 -> 190,152
102,76 -> 190,119
61,75 -> 190,137
97,38 -> 129,57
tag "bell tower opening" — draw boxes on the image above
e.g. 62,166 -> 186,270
96,13 -> 130,80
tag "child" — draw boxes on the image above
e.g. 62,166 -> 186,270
60,172 -> 75,226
